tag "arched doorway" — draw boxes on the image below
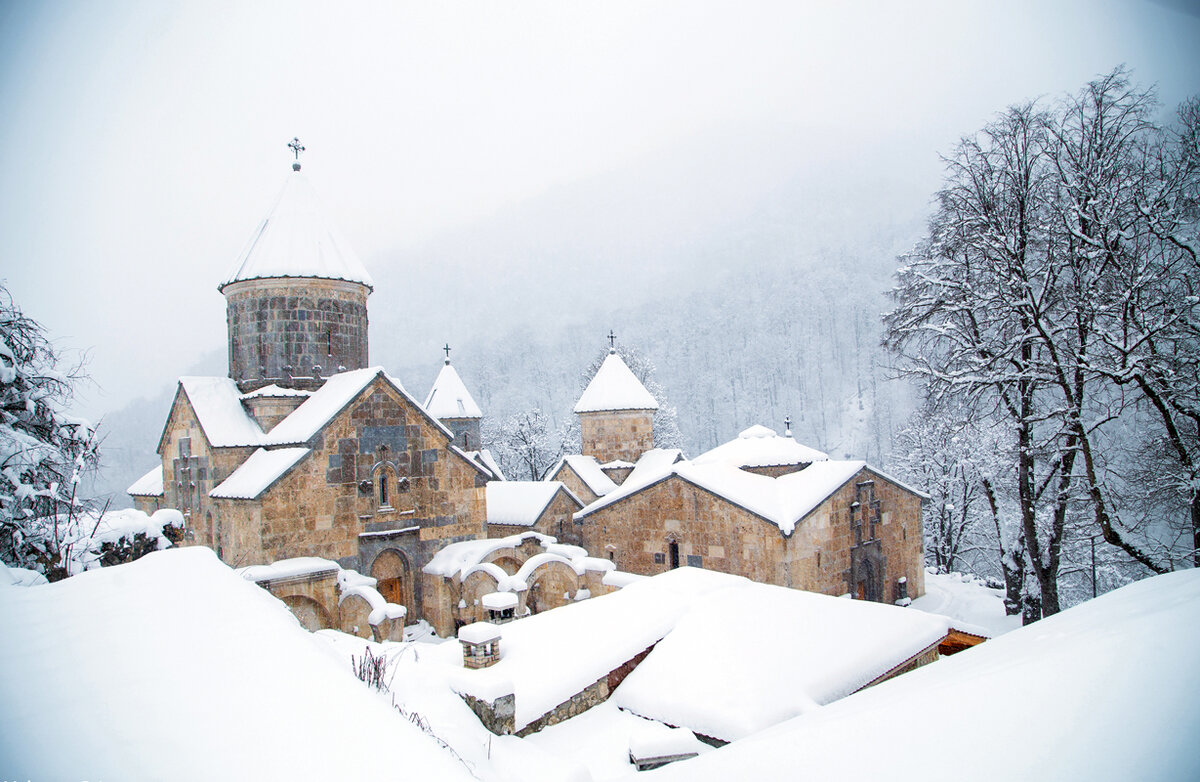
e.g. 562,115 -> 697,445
280,595 -> 333,631
371,549 -> 413,619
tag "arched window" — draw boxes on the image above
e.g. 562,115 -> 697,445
379,473 -> 389,507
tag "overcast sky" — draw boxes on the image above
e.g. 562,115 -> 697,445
2,0 -> 1199,421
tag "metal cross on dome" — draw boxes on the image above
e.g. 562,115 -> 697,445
607,330 -> 617,349
288,137 -> 306,160
443,343 -> 452,359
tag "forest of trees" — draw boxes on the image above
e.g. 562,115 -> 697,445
885,68 -> 1199,620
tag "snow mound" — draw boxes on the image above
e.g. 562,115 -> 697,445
0,547 -> 472,781
640,570 -> 1200,782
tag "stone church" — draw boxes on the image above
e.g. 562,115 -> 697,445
130,149 -> 927,634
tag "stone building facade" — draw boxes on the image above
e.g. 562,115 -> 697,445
579,410 -> 655,465
575,464 -> 925,602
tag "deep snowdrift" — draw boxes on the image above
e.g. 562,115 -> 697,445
636,569 -> 1200,782
0,547 -> 473,781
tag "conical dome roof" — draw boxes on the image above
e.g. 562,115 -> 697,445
424,361 -> 483,420
574,351 -> 659,413
219,171 -> 374,292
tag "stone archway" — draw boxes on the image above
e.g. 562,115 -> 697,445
524,560 -> 580,615
371,549 -> 414,620
461,569 -> 502,625
487,554 -> 524,576
280,594 -> 333,631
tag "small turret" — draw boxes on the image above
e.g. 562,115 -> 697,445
575,334 -> 658,464
424,345 -> 483,450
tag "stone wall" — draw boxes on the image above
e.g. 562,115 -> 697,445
580,467 -> 926,602
549,462 -> 601,505
579,476 -> 790,584
160,391 -> 255,558
579,410 -> 654,464
782,467 -> 925,601
440,417 -> 483,453
223,277 -> 370,392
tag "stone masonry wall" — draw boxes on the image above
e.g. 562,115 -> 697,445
580,467 -> 925,601
579,476 -> 789,584
579,410 -> 654,464
782,467 -> 925,601
224,277 -> 369,392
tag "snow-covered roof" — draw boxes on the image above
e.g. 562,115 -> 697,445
175,376 -> 266,448
0,548 -> 476,781
548,454 -> 619,496
424,361 -> 483,420
219,171 -> 374,292
239,384 -> 313,400
602,459 -> 636,469
612,570 -> 951,742
482,591 -> 519,610
642,569 -> 1200,782
692,424 -> 829,468
486,481 -> 583,526
264,366 -> 453,445
238,556 -> 340,583
422,531 -> 596,586
459,622 -> 502,645
577,456 -> 875,535
573,351 -> 659,413
210,447 -> 311,499
127,464 -> 164,497
464,448 -> 506,481
451,566 -> 734,731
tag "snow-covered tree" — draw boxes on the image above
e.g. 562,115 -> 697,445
885,68 -> 1200,617
0,284 -> 102,579
488,408 -> 561,481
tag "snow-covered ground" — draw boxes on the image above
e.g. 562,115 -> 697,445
0,548 -> 475,781
910,567 -> 1022,637
4,549 -> 1193,781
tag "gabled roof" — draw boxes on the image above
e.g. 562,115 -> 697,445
485,481 -> 583,526
219,171 -> 374,292
127,465 -> 164,497
576,457 -> 912,535
161,377 -> 267,452
547,454 -> 619,496
574,351 -> 659,413
612,569 -> 951,742
693,424 -> 828,468
264,367 -> 453,446
209,447 -> 311,500
423,361 -> 482,420
461,448 -> 506,481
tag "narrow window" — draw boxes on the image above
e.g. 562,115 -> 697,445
379,474 -> 389,506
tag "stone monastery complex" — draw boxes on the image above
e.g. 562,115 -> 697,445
128,154 -> 928,640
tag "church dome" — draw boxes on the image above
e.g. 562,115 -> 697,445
219,170 -> 374,292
